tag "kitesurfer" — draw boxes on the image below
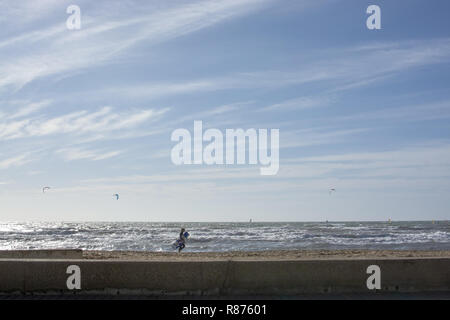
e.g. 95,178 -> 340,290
177,228 -> 187,252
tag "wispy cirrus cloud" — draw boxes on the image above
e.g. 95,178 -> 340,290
0,153 -> 34,169
260,96 -> 334,112
0,0 -> 63,26
0,106 -> 169,141
6,100 -> 53,120
284,142 -> 450,182
56,147 -> 123,161
88,38 -> 450,102
0,0 -> 274,91
69,142 -> 450,196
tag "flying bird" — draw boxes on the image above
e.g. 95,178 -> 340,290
42,186 -> 50,193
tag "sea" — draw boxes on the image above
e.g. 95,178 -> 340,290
0,221 -> 449,252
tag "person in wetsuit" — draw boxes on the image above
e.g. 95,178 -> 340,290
177,228 -> 187,252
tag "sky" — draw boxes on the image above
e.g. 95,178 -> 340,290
1,0 -> 450,222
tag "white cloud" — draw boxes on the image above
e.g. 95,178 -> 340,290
0,0 -> 63,26
285,142 -> 450,184
260,96 -> 334,112
7,100 -> 52,119
56,148 -> 122,161
68,142 -> 450,195
90,38 -> 450,101
0,0 -> 273,91
0,106 -> 168,140
0,153 -> 33,169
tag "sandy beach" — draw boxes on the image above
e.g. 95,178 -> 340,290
83,249 -> 450,261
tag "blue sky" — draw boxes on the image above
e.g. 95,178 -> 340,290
1,0 -> 450,221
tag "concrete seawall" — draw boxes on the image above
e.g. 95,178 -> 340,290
0,258 -> 448,295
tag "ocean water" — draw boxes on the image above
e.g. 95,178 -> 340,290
0,221 -> 448,252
